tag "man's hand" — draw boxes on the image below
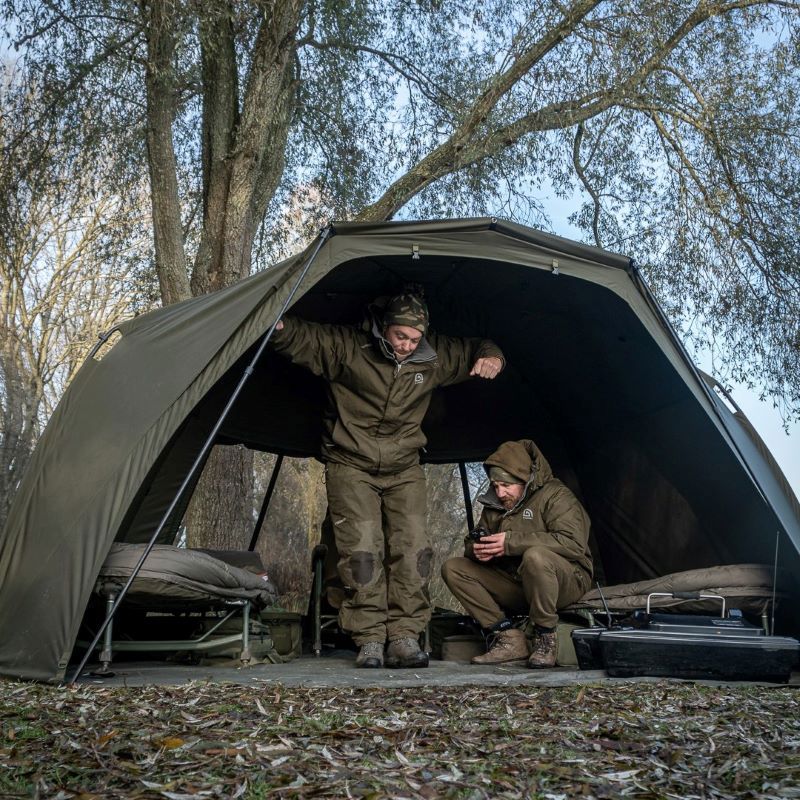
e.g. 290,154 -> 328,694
470,356 -> 502,379
275,319 -> 284,331
473,532 -> 506,561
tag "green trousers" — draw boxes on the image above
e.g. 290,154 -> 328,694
325,462 -> 432,645
441,547 -> 591,629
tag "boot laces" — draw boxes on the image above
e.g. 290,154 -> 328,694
533,632 -> 554,656
486,629 -> 515,653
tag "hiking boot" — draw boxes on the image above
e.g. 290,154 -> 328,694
355,641 -> 384,668
471,628 -> 529,665
528,630 -> 557,668
385,637 -> 429,668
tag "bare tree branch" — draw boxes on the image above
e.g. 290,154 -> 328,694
572,122 -> 603,246
301,37 -> 455,109
358,0 -> 786,221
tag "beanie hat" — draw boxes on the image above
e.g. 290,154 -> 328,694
488,466 -> 525,485
383,289 -> 429,334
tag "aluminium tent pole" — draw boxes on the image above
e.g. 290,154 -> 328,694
69,226 -> 333,684
249,453 -> 284,552
458,461 -> 475,533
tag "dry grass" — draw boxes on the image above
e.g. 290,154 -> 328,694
1,680 -> 798,798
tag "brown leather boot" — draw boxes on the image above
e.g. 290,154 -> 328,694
527,630 -> 557,668
471,628 -> 529,665
355,641 -> 384,668
385,637 -> 429,668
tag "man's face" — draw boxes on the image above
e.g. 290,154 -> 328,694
493,480 -> 525,510
384,324 -> 423,361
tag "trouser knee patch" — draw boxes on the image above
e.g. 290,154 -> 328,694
348,551 -> 376,586
416,547 -> 434,579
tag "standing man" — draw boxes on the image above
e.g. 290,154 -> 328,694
272,288 -> 504,668
442,439 -> 592,668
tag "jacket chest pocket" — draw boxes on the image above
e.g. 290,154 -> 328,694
393,368 -> 434,403
504,508 -> 541,534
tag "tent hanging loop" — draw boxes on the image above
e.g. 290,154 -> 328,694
88,326 -> 123,361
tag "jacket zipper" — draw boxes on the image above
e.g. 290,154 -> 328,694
377,362 -> 403,431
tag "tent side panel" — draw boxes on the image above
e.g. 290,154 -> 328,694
0,261 -> 299,681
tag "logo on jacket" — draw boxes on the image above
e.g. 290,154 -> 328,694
523,509 -> 533,519
414,373 -> 424,384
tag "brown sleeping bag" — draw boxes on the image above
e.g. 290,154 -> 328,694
95,542 -> 278,609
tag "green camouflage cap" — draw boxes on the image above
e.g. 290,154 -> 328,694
383,291 -> 429,334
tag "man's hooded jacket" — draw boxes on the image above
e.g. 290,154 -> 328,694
474,439 -> 593,577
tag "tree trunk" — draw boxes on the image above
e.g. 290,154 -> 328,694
191,1 -> 239,298
0,352 -> 41,532
181,2 -> 303,546
141,0 -> 191,304
250,454 -> 327,611
184,445 -> 256,550
191,0 -> 302,295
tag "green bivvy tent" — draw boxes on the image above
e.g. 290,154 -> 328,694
2,218 -> 799,682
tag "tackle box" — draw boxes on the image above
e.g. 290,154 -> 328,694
571,596 -> 799,682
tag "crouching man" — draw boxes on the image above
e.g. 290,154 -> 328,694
442,439 -> 592,668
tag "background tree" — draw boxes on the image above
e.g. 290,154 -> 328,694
424,462 -> 488,611
3,0 -> 799,560
0,62 -> 152,529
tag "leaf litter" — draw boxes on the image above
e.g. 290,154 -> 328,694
0,681 -> 797,798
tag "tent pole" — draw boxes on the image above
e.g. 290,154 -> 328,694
458,461 -> 475,533
248,453 -> 284,552
68,227 -> 333,684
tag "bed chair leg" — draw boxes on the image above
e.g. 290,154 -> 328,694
313,555 -> 322,657
240,600 -> 253,664
311,544 -> 327,658
93,593 -> 116,677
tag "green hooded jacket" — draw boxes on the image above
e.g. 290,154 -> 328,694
271,315 -> 504,474
474,439 -> 593,577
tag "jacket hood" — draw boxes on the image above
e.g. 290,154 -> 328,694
478,439 -> 554,511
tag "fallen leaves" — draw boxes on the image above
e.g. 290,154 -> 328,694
0,681 -> 797,798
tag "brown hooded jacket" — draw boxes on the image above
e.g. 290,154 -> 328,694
474,439 -> 593,577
